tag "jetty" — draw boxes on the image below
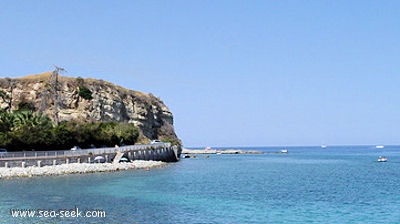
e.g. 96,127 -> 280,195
0,143 -> 181,168
181,148 -> 264,155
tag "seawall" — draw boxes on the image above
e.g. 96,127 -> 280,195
0,144 -> 181,168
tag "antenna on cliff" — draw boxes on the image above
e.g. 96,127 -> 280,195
5,78 -> 15,113
50,66 -> 66,125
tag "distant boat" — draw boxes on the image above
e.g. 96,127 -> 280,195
321,145 -> 327,148
376,145 -> 385,149
280,149 -> 288,153
378,156 -> 387,162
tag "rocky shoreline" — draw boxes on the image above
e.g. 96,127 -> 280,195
0,160 -> 166,179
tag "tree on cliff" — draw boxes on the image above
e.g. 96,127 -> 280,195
0,110 -> 139,151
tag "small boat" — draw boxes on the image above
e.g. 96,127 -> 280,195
321,145 -> 327,148
378,156 -> 387,162
280,149 -> 288,153
376,145 -> 385,149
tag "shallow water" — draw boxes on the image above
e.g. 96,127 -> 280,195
1,146 -> 400,223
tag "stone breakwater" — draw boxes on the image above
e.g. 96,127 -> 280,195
181,149 -> 264,154
0,161 -> 165,179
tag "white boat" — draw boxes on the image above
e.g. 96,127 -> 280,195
378,156 -> 387,162
280,149 -> 288,153
321,145 -> 327,148
376,145 -> 385,149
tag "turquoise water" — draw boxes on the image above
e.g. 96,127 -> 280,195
1,146 -> 400,223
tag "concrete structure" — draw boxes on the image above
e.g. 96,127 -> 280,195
0,143 -> 181,168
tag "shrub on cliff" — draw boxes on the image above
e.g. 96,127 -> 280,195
79,85 -> 93,100
17,100 -> 36,112
112,122 -> 139,145
92,122 -> 139,147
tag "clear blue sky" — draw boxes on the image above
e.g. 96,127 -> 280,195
0,0 -> 399,147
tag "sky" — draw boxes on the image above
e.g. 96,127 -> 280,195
0,0 -> 399,147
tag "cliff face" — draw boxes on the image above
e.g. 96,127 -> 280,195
0,72 -> 180,144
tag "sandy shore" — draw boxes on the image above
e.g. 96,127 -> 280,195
0,160 -> 166,179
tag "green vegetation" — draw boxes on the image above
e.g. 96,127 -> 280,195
78,85 -> 93,100
76,77 -> 93,100
0,110 -> 139,151
17,100 -> 36,112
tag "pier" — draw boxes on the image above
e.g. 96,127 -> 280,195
0,143 -> 181,168
181,148 -> 265,154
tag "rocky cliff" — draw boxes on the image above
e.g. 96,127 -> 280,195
0,72 -> 180,145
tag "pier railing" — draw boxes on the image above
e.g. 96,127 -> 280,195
0,143 -> 171,159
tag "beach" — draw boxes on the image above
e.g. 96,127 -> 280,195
0,160 -> 166,179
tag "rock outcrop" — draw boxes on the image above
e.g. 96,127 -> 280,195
0,72 -> 180,144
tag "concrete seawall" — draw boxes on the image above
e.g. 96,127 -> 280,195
0,144 -> 181,168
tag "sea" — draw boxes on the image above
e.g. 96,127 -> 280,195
1,145 -> 400,224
